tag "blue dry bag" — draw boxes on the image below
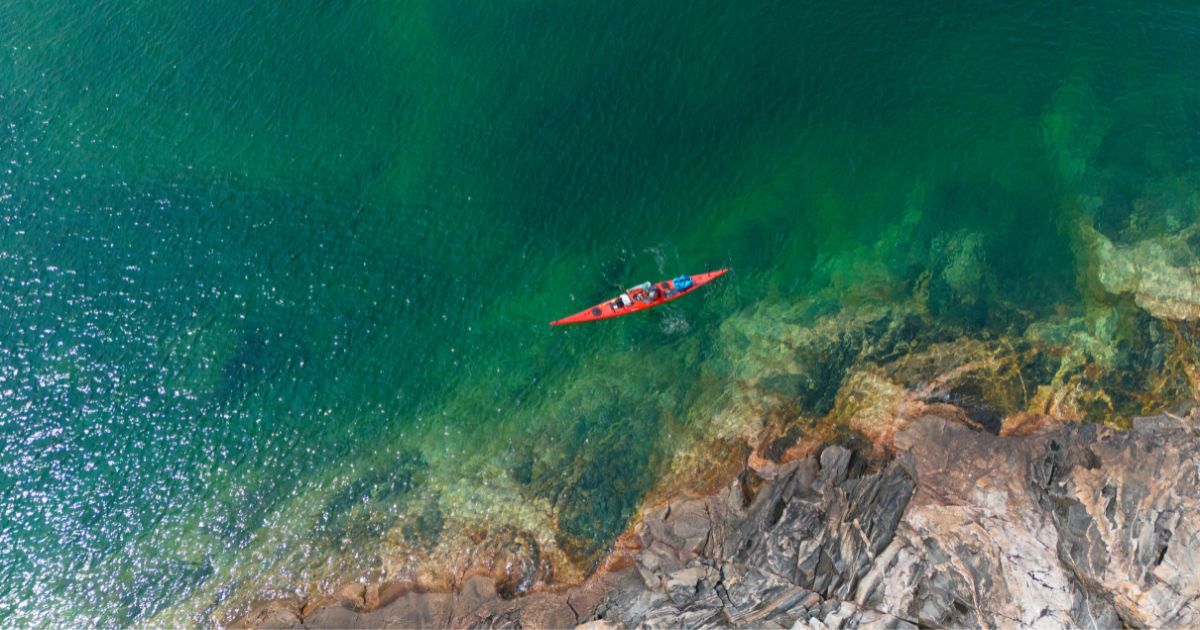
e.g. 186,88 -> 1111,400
673,275 -> 694,291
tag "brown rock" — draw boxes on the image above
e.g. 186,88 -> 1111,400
514,592 -> 578,628
335,583 -> 366,610
1000,411 -> 1062,437
451,575 -> 499,621
227,600 -> 303,630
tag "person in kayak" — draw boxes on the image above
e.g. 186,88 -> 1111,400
610,293 -> 634,310
629,282 -> 657,303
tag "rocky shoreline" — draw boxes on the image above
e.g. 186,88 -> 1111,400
232,402 -> 1200,629
220,75 -> 1200,629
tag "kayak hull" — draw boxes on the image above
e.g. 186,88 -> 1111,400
549,269 -> 728,326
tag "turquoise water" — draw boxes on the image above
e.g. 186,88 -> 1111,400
2,2 -> 1199,626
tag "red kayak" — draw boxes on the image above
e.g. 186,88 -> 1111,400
550,269 -> 728,326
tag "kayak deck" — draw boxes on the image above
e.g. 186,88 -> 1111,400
549,269 -> 728,326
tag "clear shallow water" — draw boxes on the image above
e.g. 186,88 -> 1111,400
1,1 -> 1198,626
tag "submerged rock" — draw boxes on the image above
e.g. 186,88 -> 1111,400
314,450 -> 428,550
1019,306 -> 1200,423
709,303 -> 940,447
1086,223 -> 1200,321
926,230 -> 989,326
1040,78 -> 1111,185
235,404 -> 1200,629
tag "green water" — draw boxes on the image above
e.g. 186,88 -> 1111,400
2,1 -> 1199,626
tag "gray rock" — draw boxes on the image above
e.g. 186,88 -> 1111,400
586,409 -> 1200,629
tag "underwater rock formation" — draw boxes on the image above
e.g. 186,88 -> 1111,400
709,303 -> 942,446
1085,223 -> 1200,321
233,404 -> 1200,629
926,230 -> 990,326
1040,78 -> 1111,186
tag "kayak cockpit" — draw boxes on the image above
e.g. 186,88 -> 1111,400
610,293 -> 634,310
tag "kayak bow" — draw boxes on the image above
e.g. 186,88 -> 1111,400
549,269 -> 728,326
